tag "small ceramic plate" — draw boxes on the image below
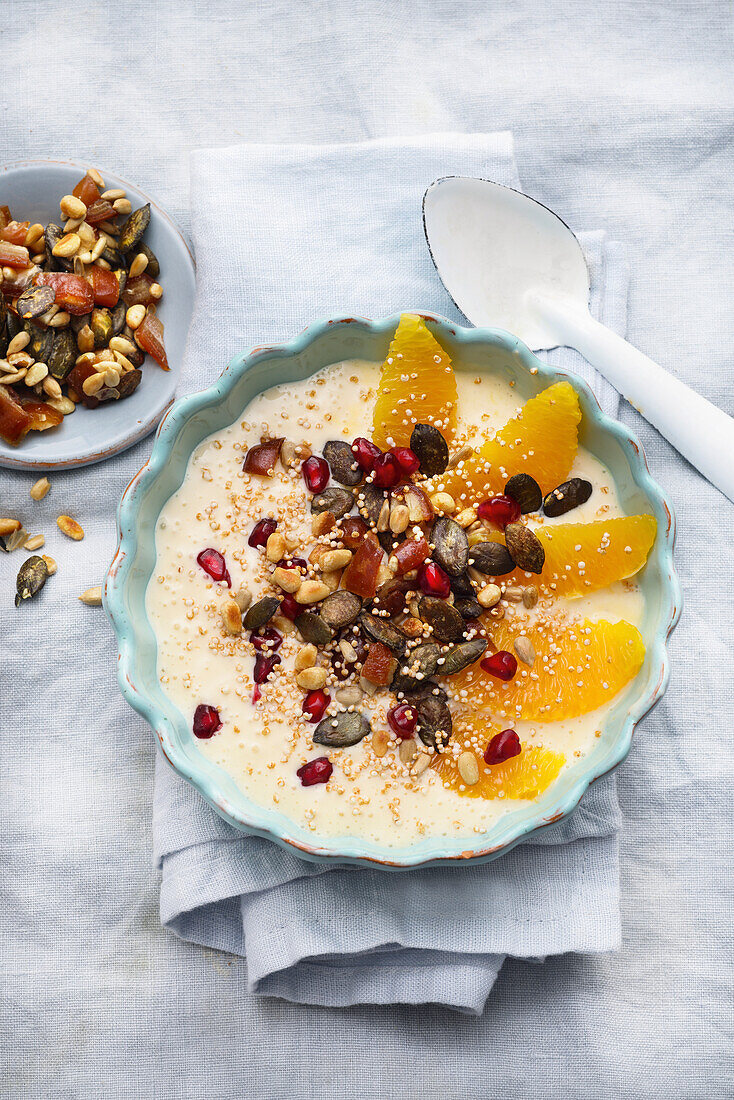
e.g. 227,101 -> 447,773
0,159 -> 195,471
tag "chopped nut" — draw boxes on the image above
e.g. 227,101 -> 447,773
399,616 -> 424,638
221,600 -> 242,635
57,514 -> 84,540
272,566 -> 302,593
82,371 -> 106,397
126,304 -> 146,330
322,549 -> 352,572
30,477 -> 51,501
265,531 -> 286,563
295,580 -> 331,604
52,232 -> 81,258
42,554 -> 57,576
0,518 -> 21,536
78,585 -> 102,606
321,569 -> 341,592
411,752 -> 431,777
455,506 -> 478,528
477,583 -> 501,609
7,332 -> 30,356
311,510 -> 336,536
399,739 -> 418,765
60,194 -> 87,219
271,613 -> 295,635
294,644 -> 317,671
389,502 -> 410,534
377,499 -> 390,532
128,252 -> 149,278
295,665 -> 327,690
371,729 -> 390,758
429,491 -> 456,515
25,362 -> 49,387
23,534 -> 45,551
457,751 -> 479,785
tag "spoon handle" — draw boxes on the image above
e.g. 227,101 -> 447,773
534,297 -> 734,503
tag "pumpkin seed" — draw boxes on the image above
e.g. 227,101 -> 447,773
438,638 -> 488,675
243,595 -> 281,631
543,478 -> 593,517
505,472 -> 542,514
323,440 -> 362,486
400,681 -> 448,705
450,571 -> 475,600
415,695 -> 453,750
90,308 -> 113,349
294,611 -> 334,645
357,483 -> 387,526
17,284 -> 55,320
137,242 -> 160,278
15,555 -> 49,606
23,320 -> 54,365
505,523 -> 545,574
392,642 -> 441,691
454,597 -> 483,620
320,590 -> 362,631
47,328 -> 77,381
118,203 -> 151,254
430,515 -> 469,576
310,487 -> 354,518
467,541 -> 515,576
359,612 -> 407,656
410,422 -> 449,476
313,709 -> 371,748
110,302 -> 128,337
418,596 -> 465,642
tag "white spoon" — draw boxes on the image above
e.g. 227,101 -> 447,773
423,175 -> 734,503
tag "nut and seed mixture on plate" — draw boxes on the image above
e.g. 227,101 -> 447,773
148,314 -> 656,846
0,168 -> 167,446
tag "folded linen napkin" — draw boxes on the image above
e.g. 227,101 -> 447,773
154,133 -> 628,1014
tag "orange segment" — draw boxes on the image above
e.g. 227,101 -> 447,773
498,515 -> 657,597
372,314 -> 457,448
439,381 -> 581,504
433,735 -> 565,800
451,617 -> 645,722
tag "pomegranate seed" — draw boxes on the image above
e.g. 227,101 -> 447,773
351,436 -> 381,472
252,652 -> 281,702
279,593 -> 300,620
297,756 -> 333,786
387,703 -> 417,739
480,650 -> 517,681
372,452 -> 401,488
197,548 -> 231,587
477,495 -> 521,528
250,627 -> 283,652
417,561 -> 451,598
302,689 -> 331,723
303,455 -> 329,493
192,703 -> 221,739
390,446 -> 420,477
248,518 -> 277,548
484,729 -> 521,765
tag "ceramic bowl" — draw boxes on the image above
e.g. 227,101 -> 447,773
0,159 -> 195,471
105,313 -> 681,869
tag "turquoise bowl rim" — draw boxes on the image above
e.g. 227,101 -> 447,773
104,312 -> 681,869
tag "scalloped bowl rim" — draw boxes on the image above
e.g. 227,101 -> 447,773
104,313 -> 681,869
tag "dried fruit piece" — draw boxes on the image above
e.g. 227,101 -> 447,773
313,711 -> 370,748
15,555 -> 49,606
390,535 -> 430,576
122,273 -> 157,308
504,523 -> 545,574
243,439 -> 284,476
0,220 -> 30,245
84,198 -> 116,225
36,271 -> 94,315
410,422 -> 449,477
341,537 -> 383,599
0,384 -> 33,445
543,477 -> 593,517
0,241 -> 30,269
135,310 -> 169,369
88,265 -> 120,307
338,515 -> 369,549
505,473 -> 543,514
361,641 -> 397,686
403,483 -> 434,523
72,173 -> 101,207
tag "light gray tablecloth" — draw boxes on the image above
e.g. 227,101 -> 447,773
1,1 -> 732,1096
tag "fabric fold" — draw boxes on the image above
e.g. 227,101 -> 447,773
155,131 -> 628,1012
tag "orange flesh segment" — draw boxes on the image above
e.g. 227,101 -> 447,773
432,734 -> 566,801
372,314 -> 457,448
451,617 -> 645,722
439,381 -> 581,505
497,514 -> 657,597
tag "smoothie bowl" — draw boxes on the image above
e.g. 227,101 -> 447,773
105,313 -> 680,868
